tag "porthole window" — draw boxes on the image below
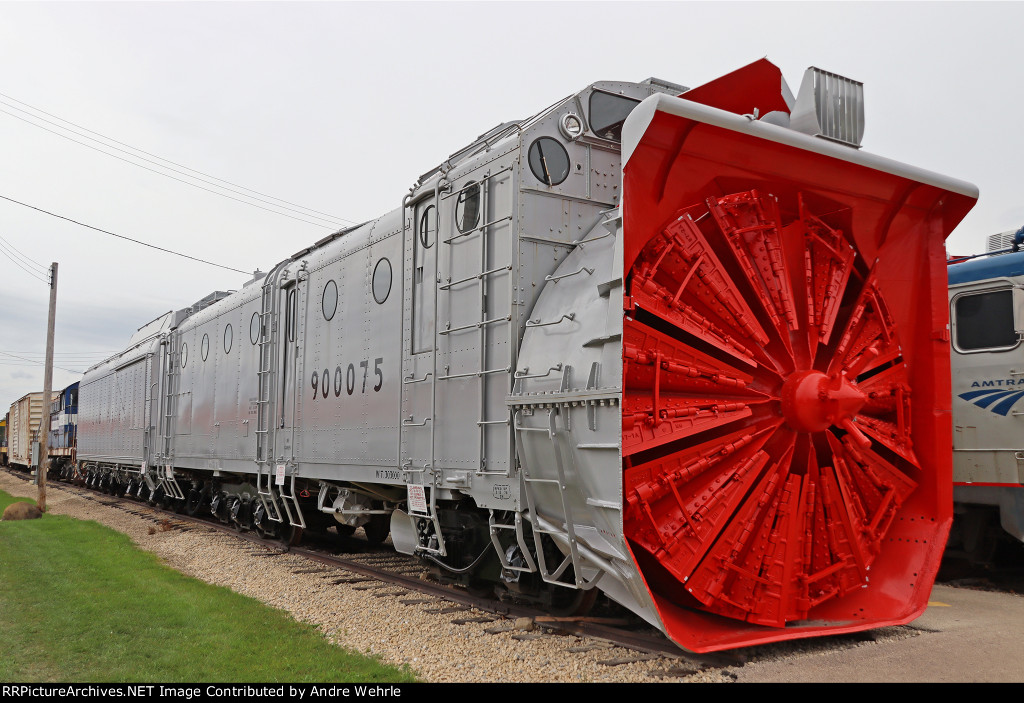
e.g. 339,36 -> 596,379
372,258 -> 392,304
224,324 -> 233,354
528,137 -> 570,186
250,312 -> 261,345
419,205 -> 435,249
180,342 -> 188,368
455,181 -> 480,234
201,334 -> 210,361
559,112 -> 585,141
323,279 -> 338,321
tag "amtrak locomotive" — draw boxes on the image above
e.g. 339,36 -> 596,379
948,232 -> 1024,560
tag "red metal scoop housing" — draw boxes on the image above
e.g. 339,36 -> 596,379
619,64 -> 977,651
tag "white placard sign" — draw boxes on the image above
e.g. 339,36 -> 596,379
408,484 -> 428,514
275,464 -> 286,486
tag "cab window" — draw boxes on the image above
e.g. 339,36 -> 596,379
954,289 -> 1018,351
589,91 -> 641,141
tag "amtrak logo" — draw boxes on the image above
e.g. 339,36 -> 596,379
959,387 -> 1024,416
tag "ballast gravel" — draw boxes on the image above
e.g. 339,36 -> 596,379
0,473 -> 735,683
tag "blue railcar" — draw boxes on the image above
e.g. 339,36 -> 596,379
47,381 -> 79,479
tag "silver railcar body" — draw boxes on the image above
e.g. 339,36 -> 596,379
949,251 -> 1024,546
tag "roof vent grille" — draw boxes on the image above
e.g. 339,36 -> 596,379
987,230 -> 1018,253
791,67 -> 864,148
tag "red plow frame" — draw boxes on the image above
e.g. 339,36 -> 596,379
619,63 -> 977,651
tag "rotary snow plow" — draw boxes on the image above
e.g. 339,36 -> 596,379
619,61 -> 977,651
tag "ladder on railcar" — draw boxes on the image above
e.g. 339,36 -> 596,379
254,271 -> 288,527
157,334 -> 175,466
435,167 -> 516,477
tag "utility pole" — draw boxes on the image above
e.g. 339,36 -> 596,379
38,261 -> 57,513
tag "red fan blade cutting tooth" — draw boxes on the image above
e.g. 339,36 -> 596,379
855,360 -> 917,466
622,318 -> 769,457
827,432 -> 919,559
828,276 -> 898,378
831,433 -> 919,535
682,440 -> 799,625
707,191 -> 799,344
631,210 -> 770,365
813,458 -> 872,589
623,424 -> 780,583
804,452 -> 846,608
800,198 -> 856,350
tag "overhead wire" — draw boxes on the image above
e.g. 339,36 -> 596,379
0,351 -> 83,374
0,238 -> 50,284
0,233 -> 49,273
0,352 -> 118,358
0,194 -> 250,275
0,106 -> 344,230
0,91 -> 355,226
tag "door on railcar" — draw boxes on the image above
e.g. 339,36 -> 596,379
400,196 -> 439,474
279,283 -> 302,460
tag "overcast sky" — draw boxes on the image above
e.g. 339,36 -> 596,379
0,1 -> 1020,407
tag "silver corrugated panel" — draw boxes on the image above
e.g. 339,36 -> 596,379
987,230 -> 1017,253
791,67 -> 865,148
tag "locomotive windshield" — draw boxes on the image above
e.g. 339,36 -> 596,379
588,90 -> 641,141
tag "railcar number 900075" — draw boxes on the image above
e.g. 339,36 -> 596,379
311,357 -> 384,398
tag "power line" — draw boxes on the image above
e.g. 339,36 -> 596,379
0,106 -> 345,231
0,104 -> 347,228
0,351 -> 82,374
0,194 -> 250,275
0,239 -> 50,284
1,350 -> 119,356
0,233 -> 48,273
0,91 -> 356,226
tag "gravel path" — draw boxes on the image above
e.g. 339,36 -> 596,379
0,473 -> 734,683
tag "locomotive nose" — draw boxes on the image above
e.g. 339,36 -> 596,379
618,74 -> 976,651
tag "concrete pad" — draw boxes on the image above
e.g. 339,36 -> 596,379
736,585 -> 1024,682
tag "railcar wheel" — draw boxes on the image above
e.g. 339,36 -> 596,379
550,586 -> 599,618
210,492 -> 231,524
284,524 -> 304,546
184,488 -> 205,517
227,496 -> 242,530
252,501 -> 280,539
363,514 -> 390,546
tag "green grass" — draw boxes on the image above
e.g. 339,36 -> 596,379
0,490 -> 417,682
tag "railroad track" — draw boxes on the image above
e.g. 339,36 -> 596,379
10,466 -> 959,679
3,467 -> 741,675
